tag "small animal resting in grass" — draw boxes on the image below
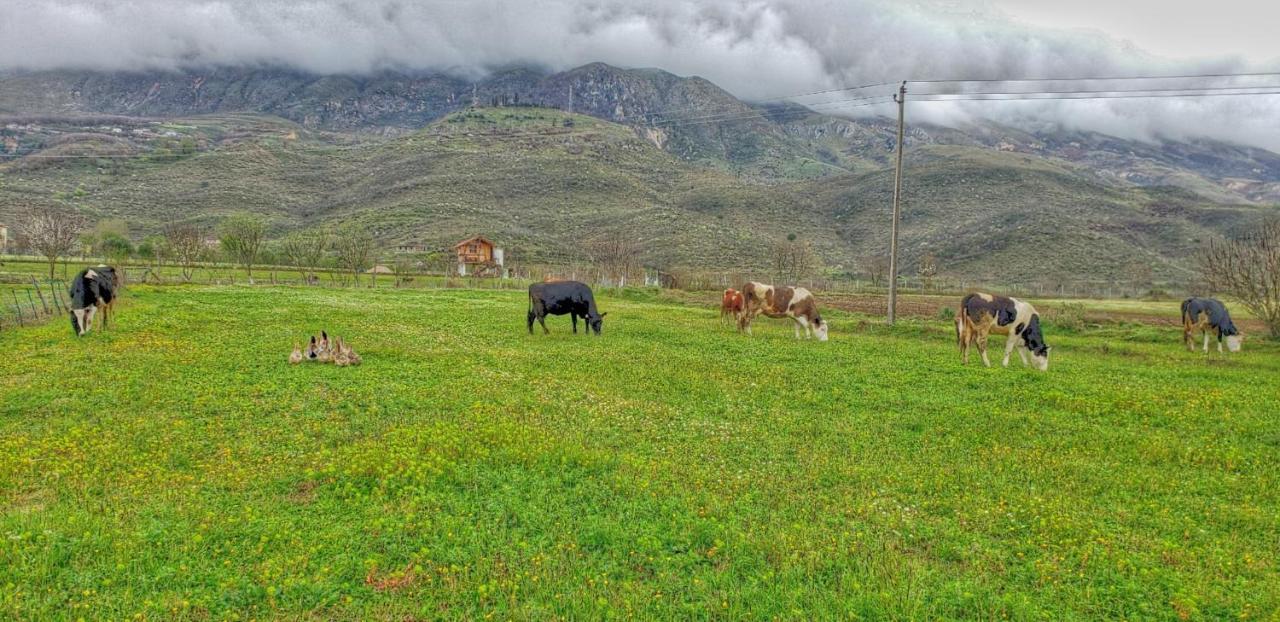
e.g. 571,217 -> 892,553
68,265 -> 119,337
1181,297 -> 1242,354
737,281 -> 828,341
720,288 -> 744,322
956,292 -> 1050,371
527,280 -> 607,335
292,331 -> 361,365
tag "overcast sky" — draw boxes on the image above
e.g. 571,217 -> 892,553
2,0 -> 1278,149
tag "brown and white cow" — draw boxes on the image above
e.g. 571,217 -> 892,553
956,292 -> 1050,371
737,281 -> 828,341
720,288 -> 744,322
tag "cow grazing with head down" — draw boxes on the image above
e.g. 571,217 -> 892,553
527,280 -> 607,335
956,292 -> 1050,371
68,265 -> 119,336
737,281 -> 828,341
720,288 -> 744,321
1181,297 -> 1242,353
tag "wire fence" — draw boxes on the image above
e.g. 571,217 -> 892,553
0,276 -> 70,332
0,255 -> 1196,334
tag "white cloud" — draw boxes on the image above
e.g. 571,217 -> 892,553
1,0 -> 1278,149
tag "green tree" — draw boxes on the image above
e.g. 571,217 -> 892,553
99,233 -> 134,265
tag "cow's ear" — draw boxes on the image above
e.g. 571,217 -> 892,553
599,312 -> 608,318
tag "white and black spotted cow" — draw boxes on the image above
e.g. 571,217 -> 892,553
956,292 -> 1050,371
68,265 -> 119,336
738,281 -> 829,341
1181,297 -> 1242,354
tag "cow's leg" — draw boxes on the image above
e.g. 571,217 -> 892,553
572,314 -> 578,334
539,315 -> 550,335
1183,326 -> 1195,351
1001,332 -> 1019,367
1217,336 -> 1224,354
72,308 -> 87,336
527,310 -> 536,334
977,333 -> 991,367
82,306 -> 97,335
1202,331 -> 1209,353
793,319 -> 802,339
1017,345 -> 1030,366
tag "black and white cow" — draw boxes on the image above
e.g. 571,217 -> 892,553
68,265 -> 119,336
956,292 -> 1050,371
1181,297 -> 1242,353
527,280 -> 607,335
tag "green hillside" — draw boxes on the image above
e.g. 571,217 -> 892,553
1,108 -> 1274,281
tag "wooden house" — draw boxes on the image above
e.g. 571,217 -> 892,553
453,236 -> 506,277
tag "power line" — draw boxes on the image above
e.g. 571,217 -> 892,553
913,84 -> 1280,97
909,70 -> 1280,85
911,90 -> 1280,103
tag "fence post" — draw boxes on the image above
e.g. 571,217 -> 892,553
11,290 -> 24,326
53,282 -> 68,313
31,278 -> 50,314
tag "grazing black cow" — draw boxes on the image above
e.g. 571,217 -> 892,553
527,281 -> 607,335
68,265 -> 119,336
1181,297 -> 1242,353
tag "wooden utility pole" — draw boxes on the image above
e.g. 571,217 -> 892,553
887,81 -> 907,325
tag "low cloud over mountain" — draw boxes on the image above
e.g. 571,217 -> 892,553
3,0 -> 1279,149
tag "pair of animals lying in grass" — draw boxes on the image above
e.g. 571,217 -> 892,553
289,331 -> 361,367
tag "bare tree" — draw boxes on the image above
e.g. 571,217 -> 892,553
589,231 -> 643,287
163,223 -> 206,282
280,230 -> 328,284
19,206 -> 85,279
865,254 -> 890,288
333,224 -> 376,286
218,212 -> 267,283
918,253 -> 939,291
1196,218 -> 1280,337
770,236 -> 819,284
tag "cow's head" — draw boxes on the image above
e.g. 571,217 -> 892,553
1225,334 -> 1243,352
813,316 -> 829,341
589,312 -> 607,335
1022,314 -> 1051,371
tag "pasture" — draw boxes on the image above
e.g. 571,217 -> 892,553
1,285 -> 1277,620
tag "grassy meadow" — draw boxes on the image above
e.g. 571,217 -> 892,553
1,285 -> 1278,620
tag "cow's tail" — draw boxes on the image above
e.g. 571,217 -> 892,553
955,296 -> 972,351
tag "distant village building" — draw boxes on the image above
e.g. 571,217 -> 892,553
453,236 -> 506,277
394,242 -> 428,254
365,264 -> 394,275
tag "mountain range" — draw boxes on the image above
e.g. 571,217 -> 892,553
2,63 -> 1278,282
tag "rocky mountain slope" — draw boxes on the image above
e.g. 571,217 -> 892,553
5,63 -> 1279,203
1,105 -> 1272,283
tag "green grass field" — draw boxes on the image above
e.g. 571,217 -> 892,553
1,285 -> 1278,620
